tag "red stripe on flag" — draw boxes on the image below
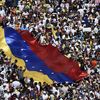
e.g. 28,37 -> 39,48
18,30 -> 88,81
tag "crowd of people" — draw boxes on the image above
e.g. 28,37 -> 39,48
0,49 -> 100,99
0,0 -> 99,70
0,0 -> 100,99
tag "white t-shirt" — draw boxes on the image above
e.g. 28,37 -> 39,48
36,84 -> 40,91
93,27 -> 98,33
4,93 -> 11,100
11,81 -> 21,89
42,93 -> 48,100
40,35 -> 46,44
78,9 -> 84,17
18,4 -> 24,11
23,12 -> 29,16
0,9 -> 5,17
94,18 -> 99,25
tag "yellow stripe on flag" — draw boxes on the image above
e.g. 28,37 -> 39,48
0,27 -> 53,84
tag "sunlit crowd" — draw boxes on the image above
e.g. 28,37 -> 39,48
0,0 -> 100,99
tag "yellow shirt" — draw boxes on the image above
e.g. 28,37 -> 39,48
51,26 -> 57,39
0,0 -> 5,5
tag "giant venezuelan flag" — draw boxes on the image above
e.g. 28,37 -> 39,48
0,27 -> 88,84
